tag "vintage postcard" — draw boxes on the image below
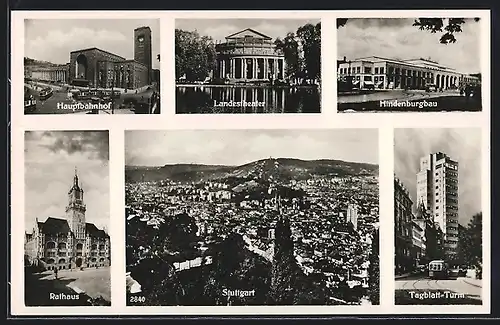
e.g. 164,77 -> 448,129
394,128 -> 483,306
9,9 -> 491,318
24,19 -> 160,115
337,18 -> 482,113
175,18 -> 321,114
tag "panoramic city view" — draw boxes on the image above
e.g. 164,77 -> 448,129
24,131 -> 111,306
24,19 -> 160,115
125,129 -> 380,306
394,128 -> 482,305
175,19 -> 321,114
337,18 -> 482,112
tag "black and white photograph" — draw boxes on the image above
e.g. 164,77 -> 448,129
394,128 -> 482,305
125,129 -> 379,306
24,131 -> 111,306
175,19 -> 321,114
337,18 -> 482,113
24,19 -> 160,115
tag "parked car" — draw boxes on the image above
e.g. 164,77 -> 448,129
425,84 -> 437,92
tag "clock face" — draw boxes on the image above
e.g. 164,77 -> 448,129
138,36 -> 144,43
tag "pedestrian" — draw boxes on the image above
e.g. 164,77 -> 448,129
54,268 -> 58,280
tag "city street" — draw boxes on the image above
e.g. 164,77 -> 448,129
25,267 -> 111,306
395,274 -> 482,305
24,83 -> 158,114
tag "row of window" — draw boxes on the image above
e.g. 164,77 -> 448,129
46,242 -> 106,250
339,66 -> 448,78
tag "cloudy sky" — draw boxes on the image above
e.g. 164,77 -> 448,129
175,19 -> 320,43
338,18 -> 480,74
25,131 -> 110,233
125,129 -> 378,167
25,19 -> 160,69
394,128 -> 481,226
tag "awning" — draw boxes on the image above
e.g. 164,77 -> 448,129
364,81 -> 374,85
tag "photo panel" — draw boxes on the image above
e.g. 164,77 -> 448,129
24,19 -> 161,115
336,18 -> 482,113
125,129 -> 379,306
393,128 -> 483,306
24,131 -> 111,306
174,18 -> 322,114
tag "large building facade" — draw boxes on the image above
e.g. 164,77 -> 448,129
27,26 -> 153,90
338,56 -> 480,90
416,152 -> 459,259
24,170 -> 110,271
214,28 -> 286,83
394,177 -> 414,273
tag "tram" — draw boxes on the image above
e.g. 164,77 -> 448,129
428,260 -> 449,279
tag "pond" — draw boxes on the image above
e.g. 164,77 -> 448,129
176,85 -> 321,114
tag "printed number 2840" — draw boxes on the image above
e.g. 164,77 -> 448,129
130,296 -> 146,303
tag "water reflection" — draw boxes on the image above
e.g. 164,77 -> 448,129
176,86 -> 320,114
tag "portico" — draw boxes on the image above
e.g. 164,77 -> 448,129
215,28 -> 286,83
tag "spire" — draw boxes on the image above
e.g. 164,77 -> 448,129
74,167 -> 79,187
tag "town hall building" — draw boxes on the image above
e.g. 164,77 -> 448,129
24,170 -> 110,271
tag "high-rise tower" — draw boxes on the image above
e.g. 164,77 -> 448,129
134,26 -> 152,84
65,168 -> 87,240
416,152 -> 459,259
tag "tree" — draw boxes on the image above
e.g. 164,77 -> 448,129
274,33 -> 302,79
296,23 -> 321,80
368,228 -> 380,305
175,29 -> 216,81
337,18 -> 480,44
270,215 -> 297,304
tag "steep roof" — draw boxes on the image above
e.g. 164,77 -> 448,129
39,217 -> 71,235
86,222 -> 109,238
226,28 -> 272,40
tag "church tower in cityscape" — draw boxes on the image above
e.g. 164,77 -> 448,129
65,168 -> 87,240
134,26 -> 152,84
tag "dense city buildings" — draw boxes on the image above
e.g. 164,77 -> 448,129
416,152 -> 459,259
337,56 -> 480,90
24,170 -> 111,271
26,26 -> 154,90
214,28 -> 286,82
125,158 -> 379,305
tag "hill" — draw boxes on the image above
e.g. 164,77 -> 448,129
24,57 -> 58,67
125,158 -> 378,184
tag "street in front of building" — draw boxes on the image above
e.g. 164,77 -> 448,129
395,272 -> 481,305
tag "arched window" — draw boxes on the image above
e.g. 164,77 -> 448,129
76,243 -> 83,250
47,258 -> 55,264
91,244 -> 98,250
46,242 -> 56,249
99,244 -> 105,250
58,242 -> 67,250
58,259 -> 66,264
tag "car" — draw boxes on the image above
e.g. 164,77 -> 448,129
425,84 -> 437,92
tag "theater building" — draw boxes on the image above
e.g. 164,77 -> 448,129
24,170 -> 110,271
338,56 -> 480,90
214,28 -> 286,83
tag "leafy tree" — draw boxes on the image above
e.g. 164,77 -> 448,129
296,23 -> 321,80
270,215 -> 296,304
337,18 -> 480,44
175,29 -> 216,81
274,33 -> 302,79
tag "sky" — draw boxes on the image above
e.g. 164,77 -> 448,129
24,131 -> 110,233
337,18 -> 481,74
125,129 -> 379,167
25,19 -> 161,69
394,128 -> 482,226
175,19 -> 320,43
